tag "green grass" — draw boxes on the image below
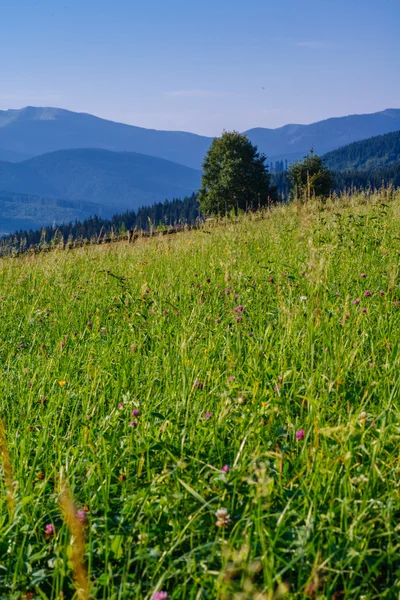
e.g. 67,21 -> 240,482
0,190 -> 399,599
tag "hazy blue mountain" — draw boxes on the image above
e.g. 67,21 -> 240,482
1,106 -> 400,169
323,129 -> 400,171
0,148 -> 202,228
0,191 -> 115,236
0,106 -> 211,169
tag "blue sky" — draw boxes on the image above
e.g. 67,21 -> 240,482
0,0 -> 399,135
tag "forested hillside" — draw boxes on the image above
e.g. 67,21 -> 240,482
324,130 -> 400,171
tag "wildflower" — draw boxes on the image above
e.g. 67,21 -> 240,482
236,315 -> 243,323
361,273 -> 367,278
129,421 -> 137,428
361,307 -> 367,313
380,290 -> 385,296
221,465 -> 230,473
352,298 -> 360,305
153,592 -> 168,600
233,305 -> 244,313
132,409 -> 140,417
364,290 -> 371,297
278,375 -> 283,382
228,376 -> 236,381
215,508 -> 231,527
45,523 -> 55,538
87,321 -> 92,328
58,381 -> 67,387
118,403 -> 124,409
268,277 -> 274,283
76,509 -> 87,524
19,343 -> 24,349
296,429 -> 305,441
204,412 -> 212,419
300,296 -> 307,302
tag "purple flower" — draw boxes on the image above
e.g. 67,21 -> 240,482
268,277 -> 274,283
379,290 -> 385,297
129,421 -> 137,428
221,465 -> 230,473
204,412 -> 212,420
132,409 -> 140,417
87,321 -> 92,328
296,429 -> 305,441
361,273 -> 367,278
361,307 -> 367,313
233,305 -> 244,313
352,298 -> 360,305
364,290 -> 371,297
118,403 -> 124,409
153,592 -> 168,600
228,376 -> 236,382
193,379 -> 204,390
236,315 -> 243,323
76,509 -> 87,524
45,523 -> 55,538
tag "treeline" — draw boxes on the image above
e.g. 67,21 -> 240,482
0,194 -> 200,254
333,163 -> 400,190
1,165 -> 400,256
324,130 -> 400,171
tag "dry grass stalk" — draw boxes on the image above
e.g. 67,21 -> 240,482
59,481 -> 90,600
0,420 -> 15,517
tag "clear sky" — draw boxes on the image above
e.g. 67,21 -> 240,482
1,0 -> 399,135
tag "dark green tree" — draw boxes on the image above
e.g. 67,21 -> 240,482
288,149 -> 334,201
198,131 -> 274,215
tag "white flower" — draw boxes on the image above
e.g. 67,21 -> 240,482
215,508 -> 231,527
300,296 -> 307,302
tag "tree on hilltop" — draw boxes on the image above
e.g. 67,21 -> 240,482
198,131 -> 275,216
288,149 -> 334,201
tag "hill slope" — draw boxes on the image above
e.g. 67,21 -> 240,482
0,193 -> 398,597
1,106 -> 400,168
0,148 -> 202,214
323,129 -> 400,171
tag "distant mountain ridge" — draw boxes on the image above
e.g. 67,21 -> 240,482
0,190 -> 114,236
1,106 -> 400,168
323,129 -> 400,171
0,148 -> 202,233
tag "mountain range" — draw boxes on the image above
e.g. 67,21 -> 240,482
1,106 -> 400,169
0,106 -> 400,234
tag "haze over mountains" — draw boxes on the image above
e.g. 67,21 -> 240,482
0,106 -> 400,234
1,107 -> 400,168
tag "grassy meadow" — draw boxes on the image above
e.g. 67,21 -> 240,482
0,190 -> 399,599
